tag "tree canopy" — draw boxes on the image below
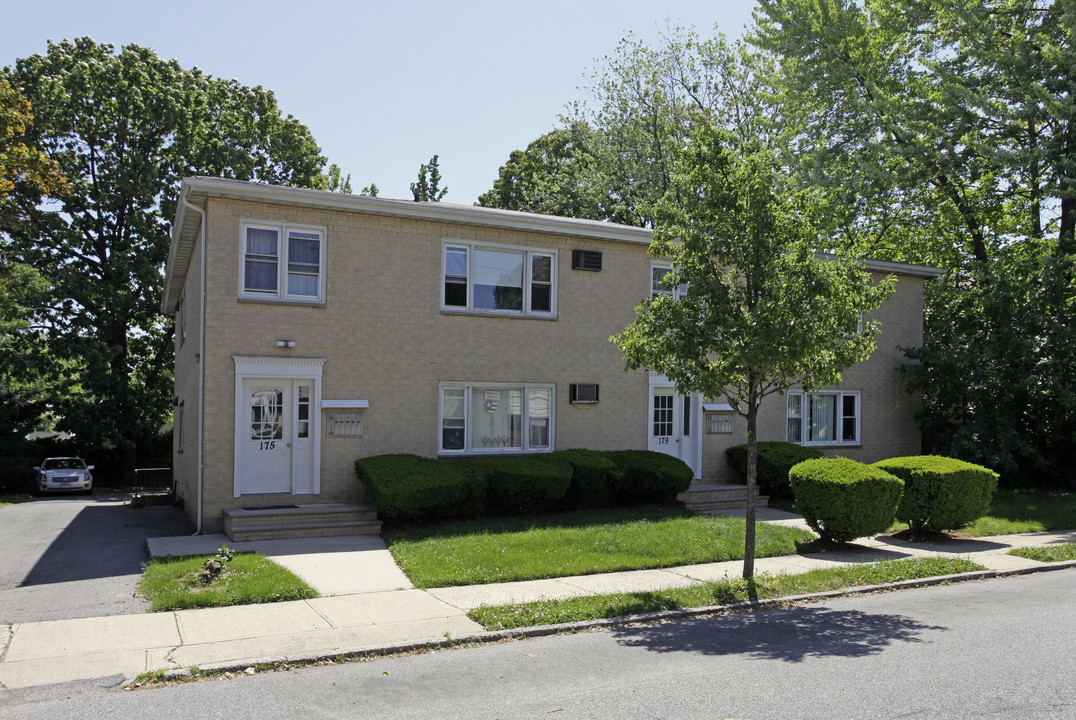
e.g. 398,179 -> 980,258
481,3 -> 1076,486
613,126 -> 893,576
1,38 -> 332,479
752,0 -> 1076,484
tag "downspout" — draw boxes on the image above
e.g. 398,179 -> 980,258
181,186 -> 207,534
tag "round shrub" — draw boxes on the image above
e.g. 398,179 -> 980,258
789,457 -> 904,544
727,441 -> 825,500
873,455 -> 999,533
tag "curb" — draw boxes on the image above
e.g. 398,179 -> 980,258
178,560 -> 1076,681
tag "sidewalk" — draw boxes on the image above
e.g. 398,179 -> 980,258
2,513 -> 1075,692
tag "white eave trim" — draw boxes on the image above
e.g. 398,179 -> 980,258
703,403 -> 737,412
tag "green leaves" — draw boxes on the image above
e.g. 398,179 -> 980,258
613,127 -> 893,408
1,38 -> 329,472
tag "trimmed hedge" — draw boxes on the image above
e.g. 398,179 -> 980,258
548,449 -> 625,508
477,455 -> 574,514
607,450 -> 695,504
726,441 -> 824,500
355,450 -> 692,524
789,457 -> 904,544
873,455 -> 999,533
354,454 -> 485,523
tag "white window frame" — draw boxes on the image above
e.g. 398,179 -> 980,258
438,381 -> 556,454
441,240 -> 557,317
787,390 -> 861,446
651,262 -> 689,300
239,220 -> 327,304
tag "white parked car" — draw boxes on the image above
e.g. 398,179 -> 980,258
34,457 -> 94,494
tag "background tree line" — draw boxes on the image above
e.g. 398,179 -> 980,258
3,2 -> 1073,490
479,0 -> 1076,488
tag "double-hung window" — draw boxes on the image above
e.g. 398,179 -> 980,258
439,383 -> 554,453
240,221 -> 326,303
442,241 -> 555,316
652,263 -> 689,300
787,391 -> 860,445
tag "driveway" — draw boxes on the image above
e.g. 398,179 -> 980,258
0,493 -> 194,623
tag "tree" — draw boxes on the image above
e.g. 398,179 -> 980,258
752,0 -> 1076,485
2,38 -> 330,480
481,29 -> 776,227
411,154 -> 448,201
477,121 -> 609,219
313,163 -> 352,194
0,79 -> 67,225
612,126 -> 893,577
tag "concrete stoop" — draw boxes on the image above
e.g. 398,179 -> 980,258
223,503 -> 382,542
677,483 -> 769,514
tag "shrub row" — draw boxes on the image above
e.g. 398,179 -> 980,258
789,455 -> 998,543
726,441 -> 823,500
355,449 -> 694,524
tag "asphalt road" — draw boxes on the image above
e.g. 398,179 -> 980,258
0,493 -> 194,623
2,567 -> 1072,718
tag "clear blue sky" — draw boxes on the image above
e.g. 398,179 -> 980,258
2,1 -> 756,204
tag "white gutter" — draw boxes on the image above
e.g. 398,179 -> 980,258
180,186 -> 207,535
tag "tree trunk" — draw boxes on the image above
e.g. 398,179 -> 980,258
742,403 -> 758,580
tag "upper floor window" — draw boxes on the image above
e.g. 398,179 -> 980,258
240,221 -> 326,303
787,391 -> 860,445
652,263 -> 689,300
443,241 -> 555,316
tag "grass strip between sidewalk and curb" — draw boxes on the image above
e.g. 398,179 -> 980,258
1008,542 -> 1076,563
128,558 -> 1076,691
466,557 -> 988,630
138,553 -> 317,611
385,506 -> 815,589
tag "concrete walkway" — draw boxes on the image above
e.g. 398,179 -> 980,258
2,515 -> 1075,692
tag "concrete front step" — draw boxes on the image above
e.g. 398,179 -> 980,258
227,520 -> 383,542
223,503 -> 382,542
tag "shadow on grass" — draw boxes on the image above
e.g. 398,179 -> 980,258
610,605 -> 946,662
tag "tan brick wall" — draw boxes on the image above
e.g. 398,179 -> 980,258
174,195 -> 928,528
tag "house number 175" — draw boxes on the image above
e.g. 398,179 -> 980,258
259,441 -> 277,450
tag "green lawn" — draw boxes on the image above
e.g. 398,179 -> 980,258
139,553 -> 317,611
1008,543 -> 1076,563
955,489 -> 1076,537
385,505 -> 815,589
469,557 -> 986,629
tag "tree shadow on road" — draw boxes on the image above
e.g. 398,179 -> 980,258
610,605 -> 947,662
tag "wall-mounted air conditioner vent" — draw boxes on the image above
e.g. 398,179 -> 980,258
570,383 -> 599,404
571,249 -> 603,272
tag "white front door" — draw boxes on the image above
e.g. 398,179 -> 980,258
648,384 -> 701,478
233,356 -> 324,498
238,378 -> 318,495
241,380 -> 293,494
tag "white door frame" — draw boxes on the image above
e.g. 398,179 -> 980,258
233,356 -> 325,498
647,372 -> 702,479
